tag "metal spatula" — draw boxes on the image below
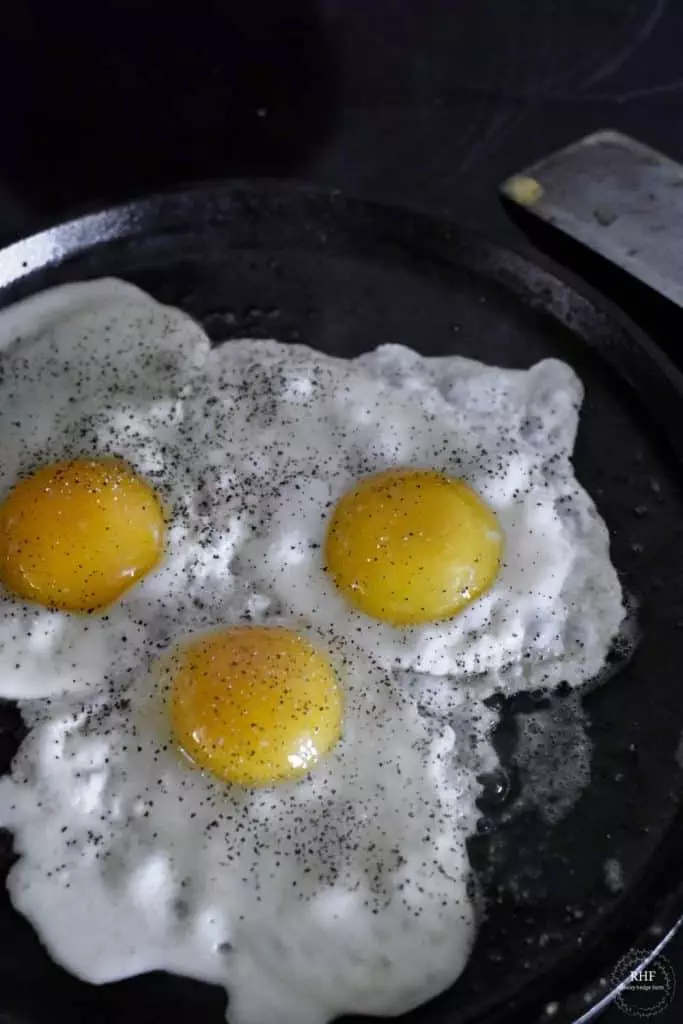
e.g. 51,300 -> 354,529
501,130 -> 683,309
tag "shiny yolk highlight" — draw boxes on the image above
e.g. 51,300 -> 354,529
325,467 -> 503,626
0,458 -> 165,613
170,626 -> 343,787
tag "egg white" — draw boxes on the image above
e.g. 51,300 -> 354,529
215,340 -> 625,696
0,280 -> 251,698
0,636 -> 495,1024
0,278 -> 625,1024
0,281 -> 623,701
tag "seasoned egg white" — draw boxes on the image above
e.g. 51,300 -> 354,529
0,280 -> 623,701
0,278 -> 625,1024
221,340 -> 624,694
1,640 -> 496,1024
0,280 -> 246,698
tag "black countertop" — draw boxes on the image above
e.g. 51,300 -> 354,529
1,1 -> 683,1020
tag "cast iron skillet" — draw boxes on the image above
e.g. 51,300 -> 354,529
0,183 -> 682,1024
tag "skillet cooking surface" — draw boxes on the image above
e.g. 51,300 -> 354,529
0,183 -> 683,1024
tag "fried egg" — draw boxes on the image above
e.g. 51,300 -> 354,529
0,280 -> 240,698
218,340 -> 624,694
0,278 -> 624,1024
0,625 -> 496,1024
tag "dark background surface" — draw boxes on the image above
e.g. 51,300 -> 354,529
0,1 -> 683,1020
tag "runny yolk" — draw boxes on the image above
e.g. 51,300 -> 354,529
0,457 -> 165,613
324,467 -> 503,626
170,626 -> 343,788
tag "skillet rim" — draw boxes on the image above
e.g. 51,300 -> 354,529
0,180 -> 682,1024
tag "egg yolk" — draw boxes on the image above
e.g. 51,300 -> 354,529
0,457 -> 165,613
325,467 -> 503,626
170,626 -> 343,787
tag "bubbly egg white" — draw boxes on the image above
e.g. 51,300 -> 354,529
0,279 -> 623,702
222,340 -> 624,693
0,280 -> 247,698
0,279 -> 625,1023
1,640 -> 496,1024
